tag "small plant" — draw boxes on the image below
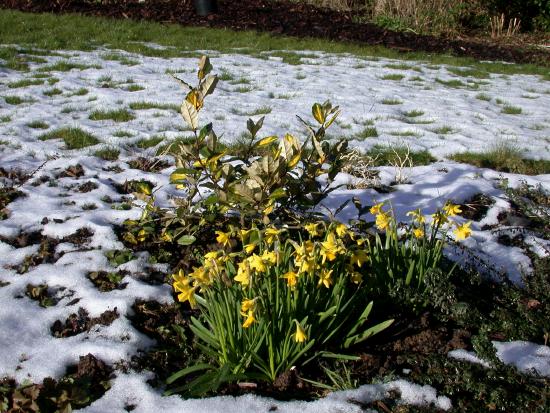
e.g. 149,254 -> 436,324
7,78 -> 43,88
26,120 -> 49,129
39,127 -> 99,149
94,147 -> 120,160
354,126 -> 378,140
381,73 -> 405,81
501,105 -> 523,115
89,109 -> 135,122
43,88 -> 62,97
381,98 -> 402,105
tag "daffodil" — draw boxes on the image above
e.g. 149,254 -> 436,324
244,243 -> 256,254
172,269 -> 197,307
431,211 -> 448,227
335,223 -> 348,238
215,230 -> 232,247
293,320 -> 307,343
370,202 -> 385,215
234,260 -> 252,286
350,250 -> 369,267
261,250 -> 277,265
248,254 -> 267,273
413,227 -> 425,238
320,232 -> 345,263
240,298 -> 256,315
317,268 -> 333,288
304,223 -> 321,237
375,212 -> 391,231
453,221 -> 472,240
281,271 -> 298,288
242,309 -> 256,328
137,229 -> 147,242
443,202 -> 462,217
190,266 -> 213,286
406,209 -> 426,224
264,227 -> 281,245
350,272 -> 363,284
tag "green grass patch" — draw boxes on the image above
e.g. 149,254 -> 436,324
447,67 -> 490,79
389,130 -> 421,137
94,147 -> 120,160
234,86 -> 254,93
0,9 -> 547,76
501,105 -> 523,115
431,126 -> 454,134
136,135 -> 164,149
381,73 -> 405,81
403,110 -> 424,118
38,61 -> 100,72
354,127 -> 378,140
3,96 -> 33,105
435,78 -> 467,88
43,88 -> 62,97
7,78 -> 43,88
101,52 -> 139,66
380,98 -> 402,105
384,63 -> 416,70
71,88 -> 89,96
366,145 -> 436,166
229,77 -> 251,85
125,84 -> 145,92
0,115 -> 11,123
475,93 -> 491,101
113,130 -> 134,138
408,76 -> 423,82
39,127 -> 99,149
231,106 -> 272,116
450,143 -> 550,175
89,109 -> 135,122
26,120 -> 49,129
129,101 -> 179,112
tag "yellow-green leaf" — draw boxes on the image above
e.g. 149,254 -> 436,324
312,103 -> 325,124
181,100 -> 198,130
256,135 -> 278,147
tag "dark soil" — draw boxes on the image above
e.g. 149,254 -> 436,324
50,307 -> 119,338
25,283 -> 76,307
127,157 -> 171,173
87,270 -> 129,292
0,354 -> 113,413
57,163 -> 85,179
458,193 -> 494,221
1,0 -> 549,66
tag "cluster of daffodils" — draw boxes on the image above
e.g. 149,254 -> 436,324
173,222 -> 372,342
370,201 -> 472,240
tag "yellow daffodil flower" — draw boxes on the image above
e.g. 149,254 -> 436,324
375,212 -> 391,231
281,271 -> 298,288
242,309 -> 256,328
244,243 -> 256,254
172,270 -> 197,308
294,320 -> 308,343
264,227 -> 281,245
240,298 -> 256,315
304,223 -> 321,237
431,211 -> 448,227
261,250 -> 277,265
215,230 -> 231,247
350,250 -> 369,268
137,229 -> 147,242
443,202 -> 462,217
370,202 -> 385,215
453,221 -> 472,240
320,232 -> 345,263
413,227 -> 425,238
335,223 -> 348,238
318,268 -> 333,288
234,261 -> 252,286
248,254 -> 267,273
406,209 -> 426,224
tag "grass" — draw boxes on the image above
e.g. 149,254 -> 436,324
384,63 -> 420,71
4,96 -> 33,105
501,105 -> 523,115
38,61 -> 100,72
232,106 -> 272,116
229,77 -> 251,85
234,86 -> 254,93
26,121 -> 49,129
89,109 -> 135,122
129,101 -> 179,112
0,115 -> 11,123
354,127 -> 378,140
381,73 -> 405,81
435,78 -> 467,88
447,67 -> 490,79
450,143 -> 550,175
71,88 -> 89,96
432,126 -> 454,134
366,145 -> 436,166
476,93 -> 491,101
113,130 -> 134,138
101,52 -> 139,66
94,147 -> 120,160
0,10 -> 547,76
38,127 -> 99,149
403,110 -> 424,118
136,136 -> 164,149
381,98 -> 402,105
43,88 -> 62,97
126,84 -> 145,92
7,78 -> 44,88
389,130 -> 421,137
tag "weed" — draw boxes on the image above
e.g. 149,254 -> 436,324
389,130 -> 421,137
126,84 -> 145,92
381,98 -> 402,105
38,61 -> 99,72
39,127 -> 99,149
89,109 -> 135,122
366,145 -> 436,166
129,101 -> 179,112
71,88 -> 89,96
447,67 -> 490,79
4,96 -> 33,105
403,110 -> 424,118
136,136 -> 164,149
436,78 -> 466,88
476,93 -> 491,101
102,53 -> 138,66
354,127 -> 378,140
432,126 -> 454,134
113,130 -> 134,138
231,106 -> 272,116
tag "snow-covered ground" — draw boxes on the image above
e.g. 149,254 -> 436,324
1,46 -> 549,412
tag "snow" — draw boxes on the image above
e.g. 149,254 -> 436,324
1,44 -> 550,411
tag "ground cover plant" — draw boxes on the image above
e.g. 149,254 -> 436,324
0,10 -> 550,411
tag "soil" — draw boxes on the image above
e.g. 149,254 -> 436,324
50,306 -> 119,338
1,0 -> 549,66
